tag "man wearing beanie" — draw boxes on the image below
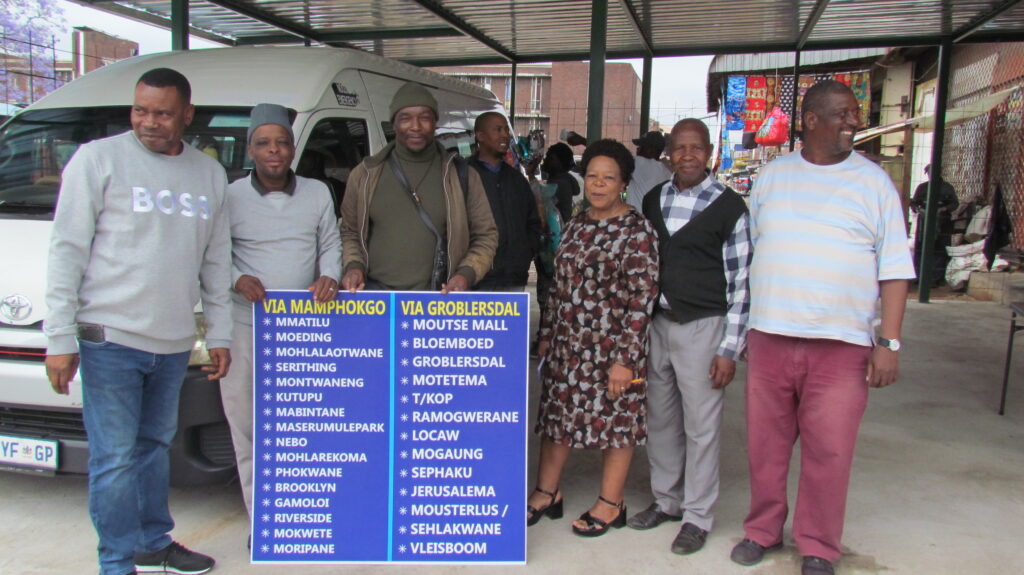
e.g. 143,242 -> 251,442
625,130 -> 672,211
222,103 -> 342,527
44,67 -> 229,575
340,81 -> 497,293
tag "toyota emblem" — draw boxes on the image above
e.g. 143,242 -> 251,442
1,294 -> 32,322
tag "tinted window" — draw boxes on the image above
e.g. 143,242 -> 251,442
0,107 -> 253,216
296,118 -> 369,217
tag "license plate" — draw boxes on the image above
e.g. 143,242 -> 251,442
0,433 -> 59,471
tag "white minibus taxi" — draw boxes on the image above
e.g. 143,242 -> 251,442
0,46 -> 502,484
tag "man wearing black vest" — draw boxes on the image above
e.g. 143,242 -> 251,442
629,119 -> 752,557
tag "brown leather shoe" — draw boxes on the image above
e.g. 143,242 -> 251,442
670,522 -> 708,555
730,538 -> 784,566
802,556 -> 835,575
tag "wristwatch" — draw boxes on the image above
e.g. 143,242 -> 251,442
876,337 -> 902,352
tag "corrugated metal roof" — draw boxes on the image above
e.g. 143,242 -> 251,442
68,0 -> 1024,65
710,48 -> 890,74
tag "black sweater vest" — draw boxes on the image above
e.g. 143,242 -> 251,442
642,185 -> 747,324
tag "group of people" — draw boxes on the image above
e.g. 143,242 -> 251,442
527,79 -> 915,575
41,64 -> 913,575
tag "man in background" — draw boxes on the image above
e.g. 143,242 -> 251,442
470,112 -> 540,292
626,130 -> 672,211
910,163 -> 958,284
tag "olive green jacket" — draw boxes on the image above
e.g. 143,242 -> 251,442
340,140 -> 497,286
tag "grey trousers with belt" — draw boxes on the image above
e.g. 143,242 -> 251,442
644,312 -> 726,531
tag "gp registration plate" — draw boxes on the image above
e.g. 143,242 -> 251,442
0,433 -> 59,471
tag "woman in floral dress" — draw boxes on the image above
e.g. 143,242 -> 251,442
529,139 -> 659,537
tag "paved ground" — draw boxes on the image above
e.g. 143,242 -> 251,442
3,298 -> 1023,575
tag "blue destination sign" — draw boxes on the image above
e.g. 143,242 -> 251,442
251,290 -> 528,564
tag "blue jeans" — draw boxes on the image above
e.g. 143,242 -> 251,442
79,340 -> 190,575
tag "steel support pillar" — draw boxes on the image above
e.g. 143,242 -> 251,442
171,0 -> 189,51
586,0 -> 607,142
788,49 -> 801,151
918,38 -> 953,302
509,62 -> 518,131
640,54 -> 652,138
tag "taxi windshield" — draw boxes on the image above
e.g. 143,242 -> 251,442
0,107 -> 252,217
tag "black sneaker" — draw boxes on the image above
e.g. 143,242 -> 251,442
134,541 -> 215,575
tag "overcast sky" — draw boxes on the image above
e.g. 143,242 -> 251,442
55,0 -> 713,125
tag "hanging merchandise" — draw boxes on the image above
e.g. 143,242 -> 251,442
755,107 -> 790,146
720,128 -> 733,171
765,76 -> 779,112
725,76 -> 747,130
745,76 -> 768,132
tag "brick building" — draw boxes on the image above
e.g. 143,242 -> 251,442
2,27 -> 137,112
70,27 -> 139,77
430,61 -> 644,145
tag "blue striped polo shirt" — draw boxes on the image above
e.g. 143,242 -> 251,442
748,151 -> 916,346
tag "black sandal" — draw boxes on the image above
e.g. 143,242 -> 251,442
526,487 -> 563,526
572,495 -> 627,537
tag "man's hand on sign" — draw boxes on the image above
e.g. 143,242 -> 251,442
341,269 -> 365,293
310,275 -> 339,303
235,274 -> 266,302
441,274 -> 469,294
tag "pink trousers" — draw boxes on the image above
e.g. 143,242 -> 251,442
742,329 -> 870,562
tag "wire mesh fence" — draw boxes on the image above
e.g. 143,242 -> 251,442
940,42 -> 1024,251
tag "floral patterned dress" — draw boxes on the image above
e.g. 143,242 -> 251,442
536,208 -> 659,449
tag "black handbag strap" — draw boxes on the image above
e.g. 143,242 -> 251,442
387,153 -> 444,250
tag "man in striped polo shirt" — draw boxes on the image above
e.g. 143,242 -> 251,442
730,80 -> 915,575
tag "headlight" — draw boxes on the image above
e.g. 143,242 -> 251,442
188,312 -> 212,366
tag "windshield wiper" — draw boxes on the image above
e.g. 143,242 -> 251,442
0,200 -> 55,212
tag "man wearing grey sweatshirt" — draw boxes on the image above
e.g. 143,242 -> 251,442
223,103 -> 341,524
44,68 -> 231,575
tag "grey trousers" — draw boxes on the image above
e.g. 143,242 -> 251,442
220,320 -> 254,519
645,313 -> 726,531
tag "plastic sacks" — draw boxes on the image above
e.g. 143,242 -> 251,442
964,205 -> 991,243
945,240 -> 989,290
755,107 -> 790,146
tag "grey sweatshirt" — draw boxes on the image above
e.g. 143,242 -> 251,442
45,131 -> 233,355
227,173 -> 342,324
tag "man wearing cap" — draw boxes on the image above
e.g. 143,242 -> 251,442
340,81 -> 497,293
628,118 -> 752,558
625,130 -> 672,212
44,67 -> 229,575
222,103 -> 342,523
469,111 -> 540,291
